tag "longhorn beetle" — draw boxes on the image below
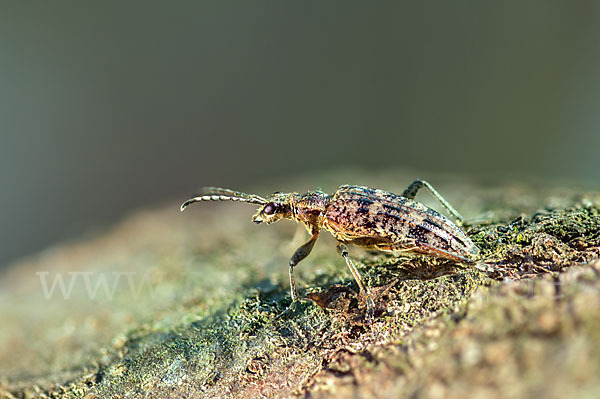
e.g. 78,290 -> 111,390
181,180 -> 480,319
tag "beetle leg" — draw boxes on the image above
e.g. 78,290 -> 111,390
401,179 -> 464,224
276,232 -> 319,318
336,243 -> 375,320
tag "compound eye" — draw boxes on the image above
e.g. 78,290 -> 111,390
263,203 -> 277,215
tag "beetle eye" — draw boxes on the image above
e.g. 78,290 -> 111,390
263,203 -> 277,215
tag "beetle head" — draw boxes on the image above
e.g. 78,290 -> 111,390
252,192 -> 295,224
180,187 -> 296,225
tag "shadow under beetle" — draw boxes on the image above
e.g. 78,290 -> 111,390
181,180 -> 480,320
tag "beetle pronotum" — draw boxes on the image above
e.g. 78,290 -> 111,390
181,180 -> 480,319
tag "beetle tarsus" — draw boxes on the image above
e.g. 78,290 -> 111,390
365,295 -> 375,322
275,300 -> 298,320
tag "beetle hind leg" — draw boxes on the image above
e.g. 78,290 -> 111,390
401,179 -> 464,225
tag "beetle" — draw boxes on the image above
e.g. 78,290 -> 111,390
181,180 -> 480,319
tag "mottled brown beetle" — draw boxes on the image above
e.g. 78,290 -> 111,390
181,180 -> 480,319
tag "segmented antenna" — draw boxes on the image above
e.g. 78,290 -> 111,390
180,187 -> 267,211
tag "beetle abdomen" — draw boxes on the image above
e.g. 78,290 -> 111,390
323,185 -> 479,262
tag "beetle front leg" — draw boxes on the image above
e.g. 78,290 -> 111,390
336,243 -> 375,320
276,233 -> 319,318
401,179 -> 464,224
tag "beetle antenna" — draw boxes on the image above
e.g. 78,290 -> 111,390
180,187 -> 267,211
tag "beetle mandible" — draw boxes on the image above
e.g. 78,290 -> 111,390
181,180 -> 480,318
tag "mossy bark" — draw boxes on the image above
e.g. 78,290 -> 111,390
1,170 -> 599,398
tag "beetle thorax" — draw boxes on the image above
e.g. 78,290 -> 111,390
292,191 -> 331,232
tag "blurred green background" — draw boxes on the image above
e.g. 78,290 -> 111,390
1,1 -> 599,268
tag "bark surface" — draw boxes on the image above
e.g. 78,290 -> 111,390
1,170 -> 599,398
